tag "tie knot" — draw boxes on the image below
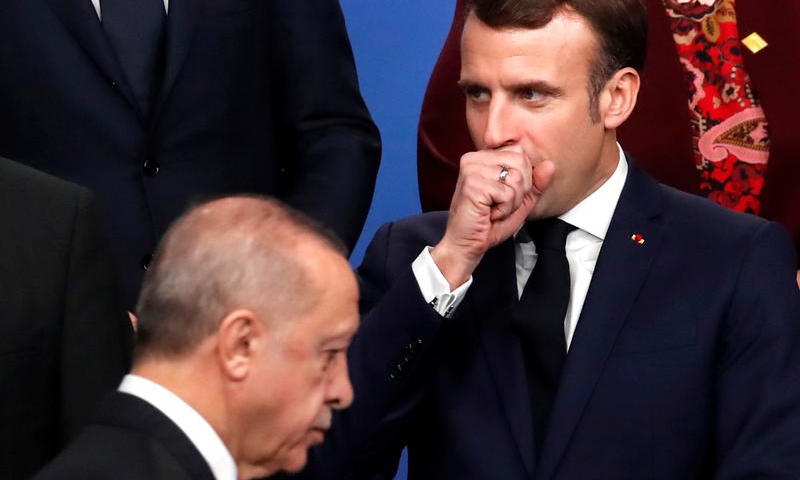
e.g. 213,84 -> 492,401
524,218 -> 576,253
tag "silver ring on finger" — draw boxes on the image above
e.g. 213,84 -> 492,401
498,165 -> 509,183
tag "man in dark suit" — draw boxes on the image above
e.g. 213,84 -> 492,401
417,0 -> 800,285
0,0 -> 381,309
300,1 -> 800,479
33,196 -> 359,480
0,157 -> 132,480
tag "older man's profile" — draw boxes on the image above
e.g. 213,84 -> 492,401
33,196 -> 359,480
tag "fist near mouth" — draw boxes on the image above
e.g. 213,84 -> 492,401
432,149 -> 554,289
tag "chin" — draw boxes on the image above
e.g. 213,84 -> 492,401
278,448 -> 310,474
280,458 -> 308,474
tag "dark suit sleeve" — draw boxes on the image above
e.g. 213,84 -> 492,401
712,222 -> 800,479
268,0 -> 381,252
58,188 -> 133,444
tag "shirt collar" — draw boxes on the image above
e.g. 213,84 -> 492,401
118,374 -> 238,480
558,144 -> 628,241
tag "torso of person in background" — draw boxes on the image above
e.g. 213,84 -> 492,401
0,0 -> 381,308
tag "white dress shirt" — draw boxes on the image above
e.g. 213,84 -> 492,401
118,374 -> 237,480
412,145 -> 629,351
91,0 -> 169,20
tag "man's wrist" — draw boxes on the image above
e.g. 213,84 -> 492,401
430,240 -> 481,290
412,247 -> 473,317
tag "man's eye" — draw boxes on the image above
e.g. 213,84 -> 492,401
322,351 -> 338,370
520,89 -> 543,101
465,87 -> 489,101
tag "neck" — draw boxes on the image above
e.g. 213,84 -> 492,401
132,352 -> 233,450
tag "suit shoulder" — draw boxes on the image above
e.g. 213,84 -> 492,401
0,157 -> 86,213
658,183 -> 771,237
654,182 -> 798,270
33,423 -> 191,480
375,211 -> 449,247
33,425 -> 148,480
358,211 -> 448,285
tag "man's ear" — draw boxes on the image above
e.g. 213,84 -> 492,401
601,67 -> 640,130
217,309 -> 262,381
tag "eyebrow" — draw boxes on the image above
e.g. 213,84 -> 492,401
457,80 -> 485,92
511,81 -> 564,97
457,79 -> 564,98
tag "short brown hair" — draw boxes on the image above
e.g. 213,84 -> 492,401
134,195 -> 347,360
466,0 -> 648,118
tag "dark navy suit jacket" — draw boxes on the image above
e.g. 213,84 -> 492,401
0,0 -> 381,308
303,160 -> 800,480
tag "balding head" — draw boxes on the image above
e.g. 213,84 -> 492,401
134,195 -> 346,361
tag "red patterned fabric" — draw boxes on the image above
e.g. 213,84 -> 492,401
661,0 -> 769,213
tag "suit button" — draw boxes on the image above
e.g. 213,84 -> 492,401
143,159 -> 160,177
141,253 -> 154,271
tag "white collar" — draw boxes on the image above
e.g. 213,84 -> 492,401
558,143 -> 628,241
118,374 -> 237,480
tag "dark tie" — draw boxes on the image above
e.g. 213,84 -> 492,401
511,218 -> 576,445
101,0 -> 167,116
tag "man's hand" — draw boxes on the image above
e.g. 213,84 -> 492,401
431,150 -> 554,288
796,270 -> 799,289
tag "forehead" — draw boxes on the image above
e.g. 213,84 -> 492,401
460,10 -> 598,85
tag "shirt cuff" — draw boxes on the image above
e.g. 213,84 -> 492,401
411,246 -> 473,317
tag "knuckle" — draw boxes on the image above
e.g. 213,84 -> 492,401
459,152 -> 477,166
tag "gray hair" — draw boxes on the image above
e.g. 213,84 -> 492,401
133,195 -> 347,360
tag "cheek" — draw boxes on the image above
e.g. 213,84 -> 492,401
546,104 -> 602,157
253,376 -> 325,456
286,371 -> 328,423
261,361 -> 327,426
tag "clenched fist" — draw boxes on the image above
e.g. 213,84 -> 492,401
431,150 -> 554,288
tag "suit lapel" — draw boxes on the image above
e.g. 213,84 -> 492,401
43,0 -> 140,114
535,160 -> 666,480
152,0 -> 202,120
94,392 -> 217,480
470,239 -> 537,479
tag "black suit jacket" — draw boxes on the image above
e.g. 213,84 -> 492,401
33,392 -> 215,480
0,0 -> 381,308
302,160 -> 800,479
0,158 -> 132,480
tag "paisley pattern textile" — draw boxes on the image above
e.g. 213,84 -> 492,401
661,0 -> 769,213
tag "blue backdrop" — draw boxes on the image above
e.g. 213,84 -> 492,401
341,0 -> 454,264
338,1 -> 455,478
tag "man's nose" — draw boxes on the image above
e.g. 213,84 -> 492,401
482,99 -> 518,150
326,356 -> 354,410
